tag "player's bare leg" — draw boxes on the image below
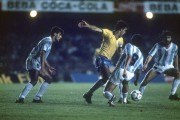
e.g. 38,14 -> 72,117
103,81 -> 117,107
164,68 -> 180,100
15,70 -> 38,103
118,80 -> 131,104
139,69 -> 159,95
32,71 -> 53,103
122,80 -> 129,104
83,65 -> 110,104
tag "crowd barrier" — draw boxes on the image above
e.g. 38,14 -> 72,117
0,73 -> 44,84
0,72 -> 173,84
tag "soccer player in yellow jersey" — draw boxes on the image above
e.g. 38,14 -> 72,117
78,20 -> 128,104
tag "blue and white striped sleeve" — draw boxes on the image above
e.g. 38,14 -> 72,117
174,45 -> 178,56
125,43 -> 133,56
41,38 -> 51,52
148,43 -> 158,57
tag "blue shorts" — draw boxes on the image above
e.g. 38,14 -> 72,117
94,55 -> 113,72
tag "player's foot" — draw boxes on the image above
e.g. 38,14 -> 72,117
169,94 -> 180,101
32,99 -> 43,103
15,98 -> 24,103
118,99 -> 131,104
108,95 -> 116,107
83,93 -> 93,104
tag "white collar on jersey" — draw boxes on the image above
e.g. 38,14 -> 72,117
163,42 -> 172,50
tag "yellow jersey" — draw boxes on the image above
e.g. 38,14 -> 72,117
99,29 -> 124,60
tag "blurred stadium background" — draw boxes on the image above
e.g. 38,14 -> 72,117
0,0 -> 180,84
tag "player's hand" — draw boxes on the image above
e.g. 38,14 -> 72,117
39,68 -> 53,80
48,67 -> 56,76
78,20 -> 89,28
143,64 -> 148,71
39,68 -> 50,77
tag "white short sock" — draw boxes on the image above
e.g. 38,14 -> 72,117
103,91 -> 113,100
171,79 -> 180,95
139,86 -> 146,95
123,92 -> 128,103
119,82 -> 123,100
34,82 -> 49,100
19,82 -> 33,99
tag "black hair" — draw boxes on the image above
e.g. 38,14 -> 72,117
114,20 -> 128,31
162,30 -> 172,37
51,26 -> 64,36
159,30 -> 172,41
131,34 -> 142,47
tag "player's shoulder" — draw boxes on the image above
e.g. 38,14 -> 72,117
117,37 -> 123,41
102,29 -> 113,35
171,42 -> 178,47
41,36 -> 52,43
156,42 -> 163,47
117,37 -> 124,46
171,43 -> 178,51
102,28 -> 111,32
125,43 -> 133,47
42,36 -> 51,41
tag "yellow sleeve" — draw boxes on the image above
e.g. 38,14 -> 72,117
102,29 -> 113,38
94,48 -> 100,56
117,37 -> 124,47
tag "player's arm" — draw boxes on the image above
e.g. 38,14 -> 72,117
143,55 -> 153,71
117,38 -> 124,57
78,20 -> 102,33
134,69 -> 141,86
40,50 -> 51,69
143,43 -> 158,70
123,54 -> 132,78
40,50 -> 49,74
174,55 -> 179,71
40,50 -> 56,76
117,46 -> 123,56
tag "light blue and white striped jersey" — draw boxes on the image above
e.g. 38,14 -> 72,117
149,42 -> 178,66
117,43 -> 144,73
26,36 -> 52,70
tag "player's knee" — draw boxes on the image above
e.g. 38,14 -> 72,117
101,78 -> 108,84
102,73 -> 110,82
101,68 -> 111,81
42,75 -> 53,84
175,73 -> 180,79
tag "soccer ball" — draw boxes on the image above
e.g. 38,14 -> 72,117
130,90 -> 142,101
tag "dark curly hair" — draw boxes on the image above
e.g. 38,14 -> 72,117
131,34 -> 142,47
114,20 -> 128,31
51,26 -> 64,36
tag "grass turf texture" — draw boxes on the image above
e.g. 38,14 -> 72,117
0,83 -> 180,120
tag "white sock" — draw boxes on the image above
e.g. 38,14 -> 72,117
170,79 -> 180,95
19,82 -> 33,99
139,85 -> 146,95
119,82 -> 123,100
103,91 -> 113,100
123,92 -> 128,103
34,82 -> 49,100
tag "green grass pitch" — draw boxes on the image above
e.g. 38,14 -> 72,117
0,83 -> 180,120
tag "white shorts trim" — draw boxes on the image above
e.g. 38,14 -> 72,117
26,58 -> 41,70
109,68 -> 134,85
153,65 -> 174,73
